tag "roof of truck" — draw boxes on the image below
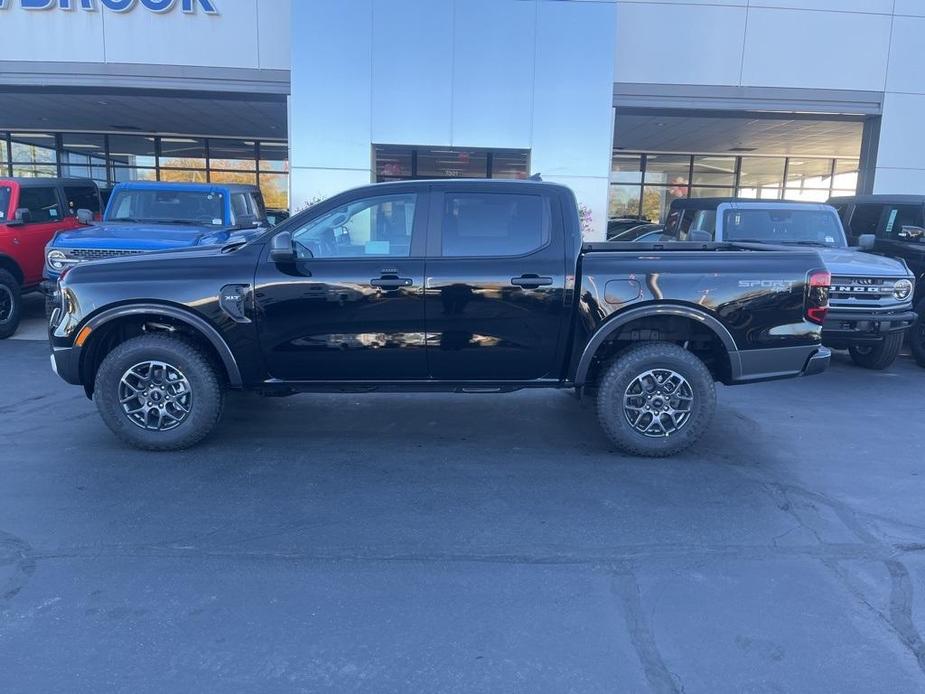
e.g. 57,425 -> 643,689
112,181 -> 260,193
0,177 -> 98,188
670,197 -> 828,210
828,194 -> 925,205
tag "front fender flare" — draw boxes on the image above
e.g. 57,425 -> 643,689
574,304 -> 739,386
82,303 -> 243,387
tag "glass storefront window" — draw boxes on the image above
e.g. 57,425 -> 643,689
416,148 -> 489,178
209,139 -> 257,171
611,154 -> 643,184
609,184 -> 642,218
692,156 -> 735,187
159,137 -> 206,170
259,142 -> 290,172
61,133 -> 107,183
211,170 -> 258,186
642,185 -> 687,223
490,149 -> 529,179
374,145 -> 413,179
259,173 -> 289,209
0,132 -> 9,166
644,154 -> 691,186
10,133 -> 57,167
109,135 -> 157,169
690,186 -> 735,199
785,158 -> 833,192
112,167 -> 157,183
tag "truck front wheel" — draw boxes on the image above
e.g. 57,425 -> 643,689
847,332 -> 903,370
94,334 -> 225,451
595,342 -> 716,457
0,269 -> 22,340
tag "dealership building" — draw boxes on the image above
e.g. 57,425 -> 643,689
1,0 -> 924,238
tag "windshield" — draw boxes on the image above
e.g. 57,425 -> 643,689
722,208 -> 846,248
0,186 -> 10,221
107,189 -> 226,226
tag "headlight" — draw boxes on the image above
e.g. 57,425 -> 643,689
47,249 -> 69,271
893,278 -> 914,301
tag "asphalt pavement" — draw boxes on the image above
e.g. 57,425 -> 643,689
2,294 -> 925,693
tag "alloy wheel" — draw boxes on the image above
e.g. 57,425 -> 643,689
119,360 -> 193,431
623,368 -> 693,437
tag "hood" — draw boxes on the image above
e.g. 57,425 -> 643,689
817,247 -> 911,278
51,221 -> 230,250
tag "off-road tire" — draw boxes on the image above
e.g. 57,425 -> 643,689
596,342 -> 716,457
848,332 -> 903,370
94,334 -> 225,451
910,304 -> 925,369
0,269 -> 22,340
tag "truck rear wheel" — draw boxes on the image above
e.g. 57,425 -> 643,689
911,306 -> 925,369
0,269 -> 22,340
595,342 -> 716,457
848,332 -> 903,370
94,334 -> 225,451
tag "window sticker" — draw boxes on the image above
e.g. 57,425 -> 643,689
885,209 -> 898,234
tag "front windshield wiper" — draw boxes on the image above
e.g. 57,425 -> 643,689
110,217 -> 142,223
778,240 -> 837,247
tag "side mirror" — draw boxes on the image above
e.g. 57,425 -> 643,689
270,231 -> 296,263
76,208 -> 93,225
858,234 -> 876,251
12,208 -> 31,225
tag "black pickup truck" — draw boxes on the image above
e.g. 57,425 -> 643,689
48,180 -> 831,457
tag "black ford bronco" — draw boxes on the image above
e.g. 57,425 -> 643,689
829,194 -> 925,367
49,180 -> 830,456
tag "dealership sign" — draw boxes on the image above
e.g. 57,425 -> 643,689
0,0 -> 217,13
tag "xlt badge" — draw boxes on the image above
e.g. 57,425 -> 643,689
219,284 -> 252,323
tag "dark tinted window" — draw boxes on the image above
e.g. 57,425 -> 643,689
722,209 -> 845,247
849,204 -> 883,237
18,186 -> 62,223
442,193 -> 550,257
882,204 -> 925,240
63,185 -> 100,215
231,192 -> 252,219
0,186 -> 10,221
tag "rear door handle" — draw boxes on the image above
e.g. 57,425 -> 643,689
511,274 -> 553,288
370,277 -> 413,289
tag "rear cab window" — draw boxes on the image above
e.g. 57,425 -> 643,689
18,186 -> 62,223
441,192 -> 551,257
722,208 -> 845,247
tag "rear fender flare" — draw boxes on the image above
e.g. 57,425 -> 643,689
574,304 -> 739,386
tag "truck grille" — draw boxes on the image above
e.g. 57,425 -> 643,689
829,276 -> 897,308
69,248 -> 147,262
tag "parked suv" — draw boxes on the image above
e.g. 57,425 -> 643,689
664,198 -> 916,370
43,181 -> 269,288
0,177 -> 101,338
829,194 -> 925,366
50,179 -> 830,456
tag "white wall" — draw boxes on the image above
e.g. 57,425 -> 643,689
0,0 -> 289,70
610,0 -> 925,194
289,0 -> 617,238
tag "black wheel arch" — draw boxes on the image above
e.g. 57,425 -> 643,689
0,254 -> 24,287
78,303 -> 243,392
574,303 -> 738,387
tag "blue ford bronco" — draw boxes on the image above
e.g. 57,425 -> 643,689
43,181 -> 268,291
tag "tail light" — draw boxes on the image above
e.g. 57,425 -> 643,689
806,269 -> 830,325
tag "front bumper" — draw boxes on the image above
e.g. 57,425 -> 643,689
49,342 -> 82,385
822,308 -> 917,345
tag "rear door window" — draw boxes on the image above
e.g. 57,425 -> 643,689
63,185 -> 101,216
848,204 -> 884,237
441,193 -> 551,257
18,186 -> 62,223
0,186 -> 10,221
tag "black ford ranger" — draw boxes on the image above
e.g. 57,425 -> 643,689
48,180 -> 831,457
829,194 -> 925,367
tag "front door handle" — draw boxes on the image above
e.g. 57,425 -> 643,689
511,274 -> 553,288
370,277 -> 413,289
